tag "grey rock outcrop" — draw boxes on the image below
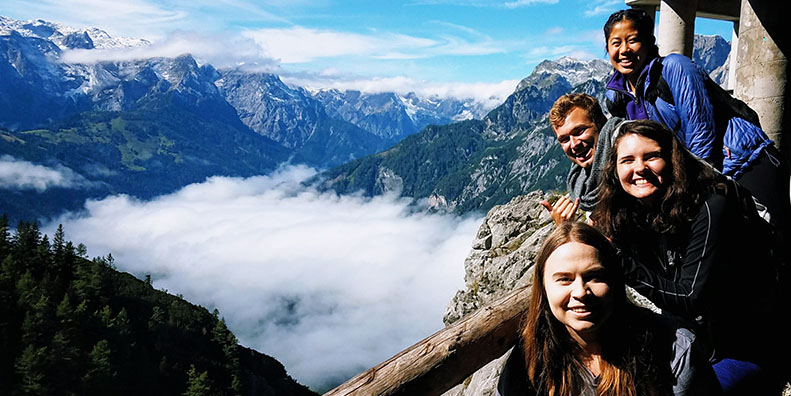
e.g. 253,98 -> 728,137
693,34 -> 731,88
443,191 -> 554,325
442,191 -> 554,396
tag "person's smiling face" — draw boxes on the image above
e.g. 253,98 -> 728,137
543,241 -> 614,345
607,19 -> 649,87
616,133 -> 668,206
553,107 -> 600,169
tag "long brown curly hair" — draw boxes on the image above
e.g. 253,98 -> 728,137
521,221 -> 671,396
591,120 -> 721,243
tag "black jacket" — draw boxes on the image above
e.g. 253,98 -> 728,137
619,181 -> 780,364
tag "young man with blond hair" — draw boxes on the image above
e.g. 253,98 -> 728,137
541,93 -> 624,224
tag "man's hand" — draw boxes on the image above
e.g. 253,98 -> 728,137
540,195 -> 580,226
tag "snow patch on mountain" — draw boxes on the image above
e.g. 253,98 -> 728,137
518,56 -> 611,91
0,15 -> 149,50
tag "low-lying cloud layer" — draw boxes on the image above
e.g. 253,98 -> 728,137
0,155 -> 89,191
45,165 -> 482,391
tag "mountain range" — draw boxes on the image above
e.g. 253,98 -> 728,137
0,15 -> 486,223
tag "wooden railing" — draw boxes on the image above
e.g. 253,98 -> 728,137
324,285 -> 532,396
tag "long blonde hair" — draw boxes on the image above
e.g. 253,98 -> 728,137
521,222 -> 665,396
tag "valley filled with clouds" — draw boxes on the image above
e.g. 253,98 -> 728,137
41,165 -> 482,390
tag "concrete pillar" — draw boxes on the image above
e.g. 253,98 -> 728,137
657,0 -> 699,57
630,4 -> 657,19
734,0 -> 788,153
726,21 -> 738,91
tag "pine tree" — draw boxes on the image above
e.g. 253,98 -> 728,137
20,294 -> 53,346
15,344 -> 52,395
76,243 -> 88,258
212,318 -> 240,369
82,339 -> 114,394
15,271 -> 38,310
52,225 -> 65,257
183,365 -> 212,396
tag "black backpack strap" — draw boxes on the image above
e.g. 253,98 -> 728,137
702,76 -> 762,128
605,92 -> 627,119
645,57 -> 675,106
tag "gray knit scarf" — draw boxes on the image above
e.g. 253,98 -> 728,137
567,117 -> 626,211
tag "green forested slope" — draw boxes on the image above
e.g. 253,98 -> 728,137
0,104 -> 289,223
0,217 -> 317,396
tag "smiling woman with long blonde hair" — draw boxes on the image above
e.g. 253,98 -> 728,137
496,221 -> 718,396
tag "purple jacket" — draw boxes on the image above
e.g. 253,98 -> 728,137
605,54 -> 772,178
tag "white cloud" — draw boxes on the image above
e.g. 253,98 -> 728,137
528,44 -> 579,57
584,0 -> 622,17
1,0 -> 289,40
60,30 -> 280,70
45,165 -> 481,391
546,26 -> 564,36
504,0 -> 558,9
242,27 -> 433,63
242,26 -> 502,64
1,0 -> 186,39
0,155 -> 89,191
282,72 -> 518,110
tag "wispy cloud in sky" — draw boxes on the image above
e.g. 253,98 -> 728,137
1,0 -> 290,39
243,27 -> 434,63
61,30 -> 279,70
584,0 -> 623,17
45,165 -> 481,391
242,26 -> 502,64
504,0 -> 559,9
0,155 -> 90,191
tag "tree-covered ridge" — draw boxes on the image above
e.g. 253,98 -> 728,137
0,103 -> 290,224
314,77 -> 608,215
0,216 -> 317,396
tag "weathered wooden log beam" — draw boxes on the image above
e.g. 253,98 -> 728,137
323,285 -> 532,396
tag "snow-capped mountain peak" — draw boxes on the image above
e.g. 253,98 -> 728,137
517,56 -> 611,91
0,15 -> 149,51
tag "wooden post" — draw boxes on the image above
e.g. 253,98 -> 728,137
323,285 -> 532,396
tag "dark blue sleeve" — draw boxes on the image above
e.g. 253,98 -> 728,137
662,55 -> 717,160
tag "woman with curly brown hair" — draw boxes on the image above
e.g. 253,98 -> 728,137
591,119 -> 785,395
496,221 -> 718,396
601,8 -> 790,237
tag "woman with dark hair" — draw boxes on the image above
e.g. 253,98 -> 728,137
602,8 -> 790,234
591,119 -> 785,394
497,221 -> 718,396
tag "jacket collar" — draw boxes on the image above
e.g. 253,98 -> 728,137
605,56 -> 661,94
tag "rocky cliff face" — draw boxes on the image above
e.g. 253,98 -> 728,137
441,192 -> 554,396
443,191 -> 554,325
693,34 -> 731,87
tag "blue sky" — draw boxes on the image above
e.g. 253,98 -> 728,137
1,0 -> 732,103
